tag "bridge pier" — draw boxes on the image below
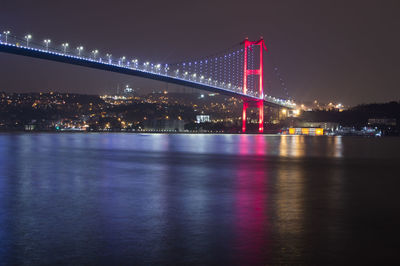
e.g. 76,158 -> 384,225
258,101 -> 264,133
242,102 -> 248,133
242,100 -> 264,133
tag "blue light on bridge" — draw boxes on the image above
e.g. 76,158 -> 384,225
0,30 -> 296,109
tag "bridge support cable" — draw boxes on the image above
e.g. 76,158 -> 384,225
265,51 -> 291,101
0,30 -> 296,111
167,44 -> 246,94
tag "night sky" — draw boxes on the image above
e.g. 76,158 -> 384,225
0,0 -> 399,106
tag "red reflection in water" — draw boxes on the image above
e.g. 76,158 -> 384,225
238,135 -> 250,156
238,135 -> 267,156
234,137 -> 270,263
255,135 -> 267,156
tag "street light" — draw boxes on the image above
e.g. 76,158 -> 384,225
142,61 -> 149,70
106,53 -> 112,63
91,49 -> 98,59
3,31 -> 10,43
43,39 -> 51,51
164,64 -> 169,74
24,34 -> 32,47
76,46 -> 83,56
121,56 -> 126,66
61,43 -> 69,54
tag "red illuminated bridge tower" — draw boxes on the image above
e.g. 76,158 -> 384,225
242,37 -> 267,133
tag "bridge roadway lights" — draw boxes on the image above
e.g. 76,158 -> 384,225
242,100 -> 264,133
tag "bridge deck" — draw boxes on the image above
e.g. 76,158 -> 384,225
0,43 -> 294,109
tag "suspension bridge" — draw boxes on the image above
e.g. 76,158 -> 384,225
0,30 -> 296,133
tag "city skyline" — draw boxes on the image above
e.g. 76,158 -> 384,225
0,0 -> 399,106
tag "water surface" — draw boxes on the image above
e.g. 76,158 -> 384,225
0,133 -> 399,264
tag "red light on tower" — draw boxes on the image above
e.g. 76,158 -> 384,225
242,101 -> 248,132
242,37 -> 267,133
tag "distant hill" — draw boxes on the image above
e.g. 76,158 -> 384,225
299,101 -> 400,129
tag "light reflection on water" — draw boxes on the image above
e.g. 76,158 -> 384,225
0,133 -> 400,264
